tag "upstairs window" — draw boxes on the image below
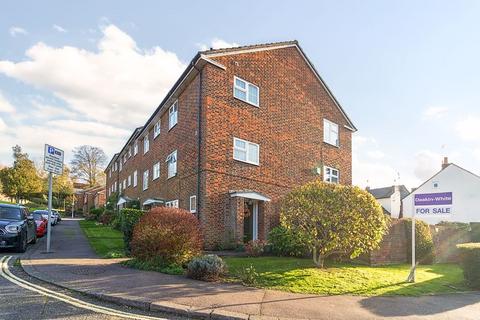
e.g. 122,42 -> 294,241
133,170 -> 138,187
233,137 -> 259,165
154,121 -> 161,138
234,76 -> 259,107
323,166 -> 339,184
134,141 -> 138,155
128,147 -> 132,158
143,170 -> 149,191
169,101 -> 178,130
324,119 -> 339,147
127,175 -> 131,187
119,161 -> 122,172
109,169 -> 111,178
123,154 -> 127,164
143,135 -> 149,154
166,150 -> 177,178
153,162 -> 160,180
123,179 -> 127,189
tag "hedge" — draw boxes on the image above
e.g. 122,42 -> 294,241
456,243 -> 480,289
405,218 -> 434,264
470,223 -> 480,242
120,208 -> 144,255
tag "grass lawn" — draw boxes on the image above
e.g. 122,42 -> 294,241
224,256 -> 469,296
79,220 -> 125,258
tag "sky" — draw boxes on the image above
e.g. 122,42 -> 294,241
1,0 -> 480,189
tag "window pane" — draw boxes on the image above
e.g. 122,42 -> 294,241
248,143 -> 259,163
234,149 -> 247,161
234,88 -> 247,101
235,78 -> 246,89
247,84 -> 258,105
234,139 -> 246,149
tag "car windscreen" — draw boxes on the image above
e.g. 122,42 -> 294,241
33,213 -> 44,221
0,207 -> 22,220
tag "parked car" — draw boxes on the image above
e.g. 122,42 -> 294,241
34,210 -> 57,226
52,210 -> 61,223
32,212 -> 47,237
0,204 -> 37,252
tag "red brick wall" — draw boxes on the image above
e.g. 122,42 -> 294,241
368,219 -> 408,265
200,47 -> 353,248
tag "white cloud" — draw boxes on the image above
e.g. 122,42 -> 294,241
474,149 -> 480,161
423,106 -> 449,119
0,116 -> 6,131
367,150 -> 385,159
0,24 -> 186,127
413,150 -> 441,181
53,24 -> 67,33
9,26 -> 28,37
0,92 -> 16,113
198,38 -> 239,51
456,115 -> 480,141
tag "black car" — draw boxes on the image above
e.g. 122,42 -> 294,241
0,204 -> 37,252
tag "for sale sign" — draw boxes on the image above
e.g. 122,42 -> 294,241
414,192 -> 453,216
44,144 -> 64,175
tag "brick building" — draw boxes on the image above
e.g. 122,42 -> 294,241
105,41 -> 356,249
74,185 -> 106,215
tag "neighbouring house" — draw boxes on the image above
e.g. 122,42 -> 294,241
105,41 -> 356,249
74,185 -> 106,215
367,185 -> 410,218
403,157 -> 480,224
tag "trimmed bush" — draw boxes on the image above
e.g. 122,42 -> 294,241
457,243 -> 480,289
119,208 -> 144,255
99,210 -> 114,225
405,219 -> 434,264
87,207 -> 104,221
268,226 -> 310,257
245,240 -> 267,257
187,254 -> 226,281
131,207 -> 203,265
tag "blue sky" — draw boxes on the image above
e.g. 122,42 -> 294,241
1,0 -> 480,188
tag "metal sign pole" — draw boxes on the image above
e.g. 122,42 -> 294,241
411,203 -> 416,282
46,172 -> 53,253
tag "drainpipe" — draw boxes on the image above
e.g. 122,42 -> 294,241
193,64 -> 203,221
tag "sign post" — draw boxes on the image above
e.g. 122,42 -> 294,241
408,191 -> 453,282
43,144 -> 64,253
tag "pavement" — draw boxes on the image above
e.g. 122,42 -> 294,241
21,219 -> 480,320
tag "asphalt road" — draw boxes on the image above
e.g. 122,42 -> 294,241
0,239 -> 183,320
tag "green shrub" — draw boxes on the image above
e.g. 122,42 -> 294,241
88,207 -> 104,221
405,219 -> 434,264
245,240 -> 267,257
119,208 -> 144,255
131,207 -> 203,265
470,223 -> 480,242
238,264 -> 259,285
281,181 -> 390,267
187,254 -> 226,281
456,243 -> 480,289
99,210 -> 114,225
268,226 -> 310,257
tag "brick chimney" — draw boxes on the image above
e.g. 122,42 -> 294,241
442,156 -> 449,170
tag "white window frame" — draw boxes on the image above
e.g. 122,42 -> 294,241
233,137 -> 260,166
324,119 -> 339,147
119,161 -> 122,172
143,135 -> 149,154
233,76 -> 259,107
166,150 -> 177,179
143,170 -> 149,191
153,162 -> 160,180
189,195 -> 197,213
127,175 -> 131,187
114,182 -> 117,192
169,101 -> 178,130
128,147 -> 132,158
109,169 -> 111,178
323,166 -> 340,184
154,120 -> 161,138
123,179 -> 127,189
166,200 -> 179,208
123,154 -> 127,164
133,170 -> 138,187
134,141 -> 138,155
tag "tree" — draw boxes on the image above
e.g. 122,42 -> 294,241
0,145 -> 43,202
51,166 -> 74,208
280,180 -> 390,268
70,145 -> 107,187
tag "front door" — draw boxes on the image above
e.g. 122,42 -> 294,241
243,200 -> 258,242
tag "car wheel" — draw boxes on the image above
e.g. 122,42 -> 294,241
16,233 -> 27,253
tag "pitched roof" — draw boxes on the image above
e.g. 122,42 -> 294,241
368,185 -> 410,200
